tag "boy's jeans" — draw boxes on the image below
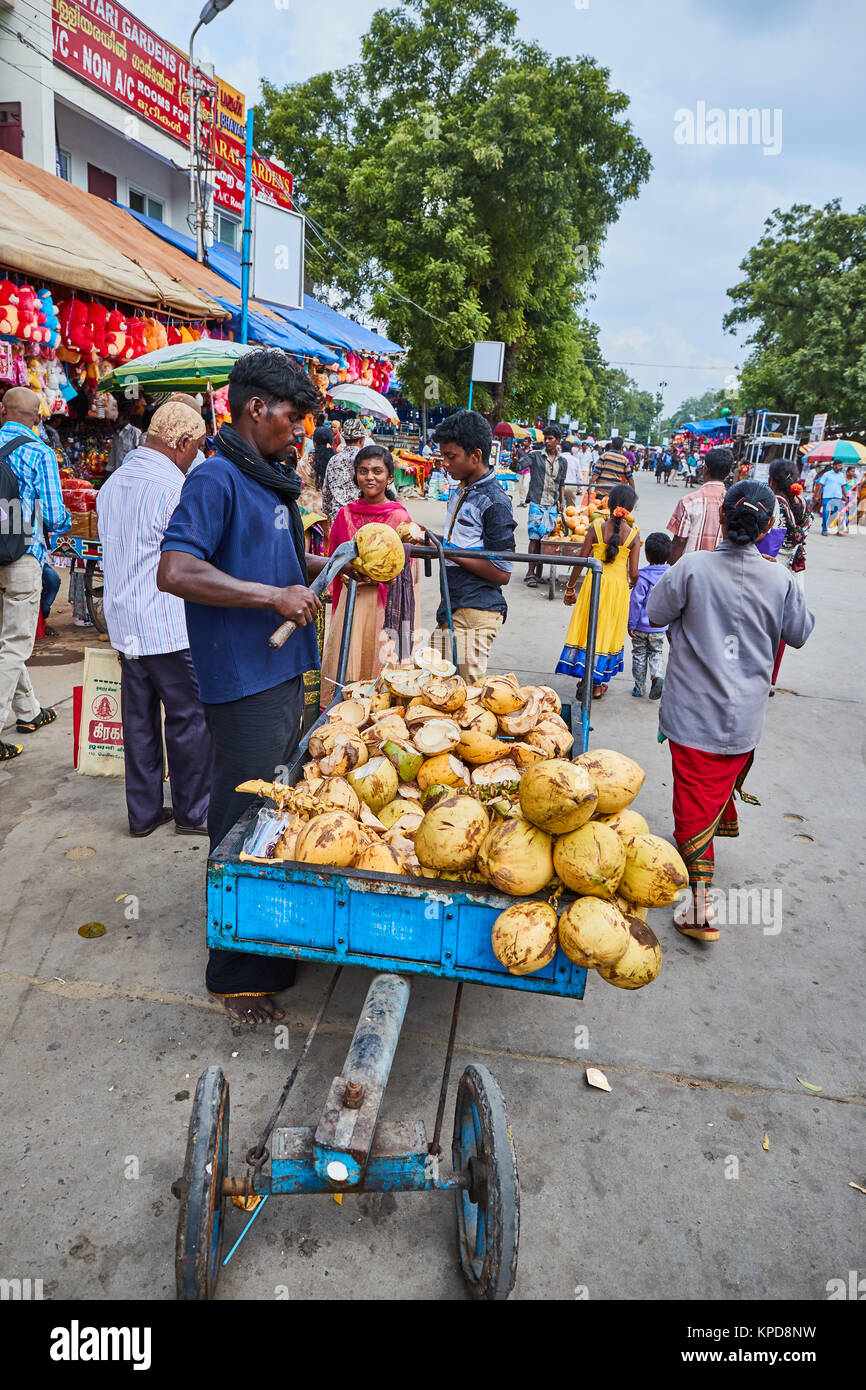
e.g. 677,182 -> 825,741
822,498 -> 841,533
631,631 -> 666,693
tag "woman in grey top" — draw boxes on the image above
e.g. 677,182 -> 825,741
646,481 -> 814,942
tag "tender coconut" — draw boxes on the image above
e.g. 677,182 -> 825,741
597,916 -> 663,989
414,795 -> 490,871
553,822 -> 626,899
558,897 -> 630,968
295,811 -> 361,867
519,759 -> 598,834
477,817 -> 554,896
573,749 -> 646,814
491,902 -> 559,976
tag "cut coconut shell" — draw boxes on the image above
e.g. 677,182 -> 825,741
346,757 -> 400,815
365,714 -> 411,746
479,675 -> 525,714
470,759 -> 521,789
318,735 -> 368,779
497,692 -> 542,738
381,739 -> 425,784
456,702 -> 499,737
404,703 -> 450,727
385,667 -> 430,700
423,676 -> 468,714
327,698 -> 370,727
510,742 -> 547,769
412,718 -> 462,757
414,647 -> 457,678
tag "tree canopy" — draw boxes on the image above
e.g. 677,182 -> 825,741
724,200 -> 866,430
255,0 -> 651,421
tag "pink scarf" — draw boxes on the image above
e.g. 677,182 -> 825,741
329,498 -> 412,608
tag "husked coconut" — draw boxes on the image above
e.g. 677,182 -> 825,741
574,748 -> 645,813
295,811 -> 361,867
309,722 -> 360,759
352,522 -> 406,583
519,759 -> 598,834
597,916 -> 662,989
354,842 -> 406,875
456,727 -> 508,765
530,718 -> 574,758
553,822 -> 626,899
318,777 -> 361,818
618,833 -> 688,907
346,757 -> 399,815
558,897 -> 630,968
596,808 -> 650,837
614,893 -> 647,922
536,686 -> 562,715
491,902 -> 559,976
412,718 -> 462,757
417,753 -> 470,791
385,667 -> 429,700
317,733 -> 368,779
414,795 -> 490,871
477,817 -> 554,896
479,674 -> 524,714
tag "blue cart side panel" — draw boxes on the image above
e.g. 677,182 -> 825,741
208,814 -> 587,1001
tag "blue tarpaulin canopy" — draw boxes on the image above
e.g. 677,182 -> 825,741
211,298 -> 327,357
126,209 -> 402,356
682,417 -> 732,434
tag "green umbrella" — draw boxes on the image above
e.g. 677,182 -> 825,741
97,340 -> 254,392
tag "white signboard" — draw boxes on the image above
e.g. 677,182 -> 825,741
628,429 -> 636,441
809,413 -> 828,444
471,341 -> 505,384
252,199 -> 305,310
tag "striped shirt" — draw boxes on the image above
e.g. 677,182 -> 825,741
592,448 -> 633,492
667,481 -> 726,555
0,421 -> 69,567
96,446 -> 188,656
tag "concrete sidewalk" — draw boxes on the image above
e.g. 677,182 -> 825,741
1,480 -> 863,1301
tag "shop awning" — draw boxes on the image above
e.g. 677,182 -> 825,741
0,150 -> 228,320
127,209 -> 402,354
211,298 -> 331,357
682,417 -> 732,434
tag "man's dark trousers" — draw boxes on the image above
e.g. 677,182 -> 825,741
119,649 -> 212,832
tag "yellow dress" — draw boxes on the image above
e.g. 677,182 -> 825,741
556,520 -> 638,684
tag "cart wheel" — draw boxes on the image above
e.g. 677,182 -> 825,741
175,1067 -> 230,1301
83,559 -> 107,634
452,1063 -> 519,1300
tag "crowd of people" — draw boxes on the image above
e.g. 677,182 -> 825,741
0,357 -> 846,1010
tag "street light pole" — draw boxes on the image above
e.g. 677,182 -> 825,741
188,0 -> 235,264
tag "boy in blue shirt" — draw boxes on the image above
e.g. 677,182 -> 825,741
431,410 -> 516,681
629,531 -> 671,699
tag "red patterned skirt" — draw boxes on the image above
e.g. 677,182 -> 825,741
669,741 -> 756,885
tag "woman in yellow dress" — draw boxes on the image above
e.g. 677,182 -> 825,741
556,485 -> 640,699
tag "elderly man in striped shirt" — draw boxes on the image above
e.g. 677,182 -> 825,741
97,402 -> 212,837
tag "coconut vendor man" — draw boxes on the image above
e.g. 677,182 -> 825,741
158,349 -> 358,1025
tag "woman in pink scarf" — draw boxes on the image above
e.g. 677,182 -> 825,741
320,445 -> 422,703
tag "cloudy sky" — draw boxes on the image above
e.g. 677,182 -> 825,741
137,0 -> 865,413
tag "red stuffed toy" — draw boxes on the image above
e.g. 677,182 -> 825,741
87,301 -> 108,358
0,279 -> 21,337
104,309 -> 128,361
126,318 -> 149,359
167,325 -> 183,346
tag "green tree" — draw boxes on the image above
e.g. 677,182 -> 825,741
255,0 -> 650,421
598,368 -> 656,441
724,200 -> 866,430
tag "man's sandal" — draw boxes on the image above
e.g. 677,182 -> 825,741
16,707 -> 57,734
0,741 -> 23,761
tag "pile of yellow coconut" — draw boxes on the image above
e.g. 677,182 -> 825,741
237,658 -> 688,992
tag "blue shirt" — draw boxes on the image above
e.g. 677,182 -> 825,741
161,452 -> 319,704
628,563 -> 669,633
0,421 -> 69,567
816,469 -> 844,500
438,470 -> 516,621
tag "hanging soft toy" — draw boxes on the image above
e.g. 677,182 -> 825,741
0,279 -> 20,337
15,284 -> 40,341
359,355 -> 375,387
86,301 -> 108,358
179,325 -> 195,343
37,290 -> 61,349
104,309 -> 127,360
126,318 -> 149,359
346,351 -> 361,383
167,325 -> 183,346
142,318 -> 163,353
212,384 -> 230,427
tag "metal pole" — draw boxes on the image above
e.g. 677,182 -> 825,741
241,108 -> 254,344
188,21 -> 202,262
467,380 -> 474,411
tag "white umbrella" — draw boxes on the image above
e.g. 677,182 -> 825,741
328,382 -> 399,423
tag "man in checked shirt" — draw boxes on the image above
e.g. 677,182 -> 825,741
0,387 -> 70,762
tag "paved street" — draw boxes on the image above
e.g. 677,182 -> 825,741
1,476 -> 863,1301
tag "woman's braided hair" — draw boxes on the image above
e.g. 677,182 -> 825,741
604,484 -> 637,564
722,480 -> 776,545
